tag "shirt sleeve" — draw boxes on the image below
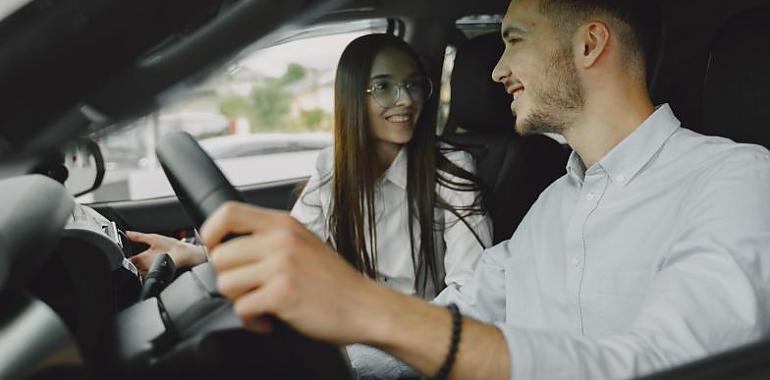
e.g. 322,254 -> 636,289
347,240 -> 513,379
438,150 -> 494,288
434,239 -> 509,323
290,152 -> 330,242
496,149 -> 770,380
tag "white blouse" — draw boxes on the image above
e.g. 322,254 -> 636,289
290,145 -> 492,298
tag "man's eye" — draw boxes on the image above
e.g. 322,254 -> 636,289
507,37 -> 522,45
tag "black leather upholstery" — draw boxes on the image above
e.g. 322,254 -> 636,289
635,5 -> 770,379
699,7 -> 770,149
443,32 -> 569,244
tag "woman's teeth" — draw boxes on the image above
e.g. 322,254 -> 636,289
387,114 -> 411,123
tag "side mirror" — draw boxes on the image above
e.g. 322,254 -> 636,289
62,138 -> 106,197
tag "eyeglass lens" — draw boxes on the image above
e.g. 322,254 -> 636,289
369,78 -> 431,107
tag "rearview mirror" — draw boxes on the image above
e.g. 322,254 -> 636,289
62,138 -> 106,197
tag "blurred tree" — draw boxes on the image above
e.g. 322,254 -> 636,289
299,108 -> 329,130
281,63 -> 307,84
219,63 -> 308,132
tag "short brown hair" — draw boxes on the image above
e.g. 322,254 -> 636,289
539,0 -> 660,73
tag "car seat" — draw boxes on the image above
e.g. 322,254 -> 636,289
638,3 -> 770,379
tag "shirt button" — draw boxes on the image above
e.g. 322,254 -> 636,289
585,192 -> 595,201
571,258 -> 580,267
617,174 -> 626,182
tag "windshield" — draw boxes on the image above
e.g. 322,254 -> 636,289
0,0 -> 33,21
83,19 -> 387,203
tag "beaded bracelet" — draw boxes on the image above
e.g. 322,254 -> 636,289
432,303 -> 462,380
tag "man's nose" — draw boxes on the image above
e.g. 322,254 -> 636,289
492,55 -> 509,84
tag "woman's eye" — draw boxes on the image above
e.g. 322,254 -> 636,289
372,82 -> 391,91
404,80 -> 421,89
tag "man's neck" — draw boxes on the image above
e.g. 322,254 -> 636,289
562,87 -> 655,168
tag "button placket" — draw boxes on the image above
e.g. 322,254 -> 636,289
564,186 -> 594,330
569,170 -> 607,333
571,257 -> 581,267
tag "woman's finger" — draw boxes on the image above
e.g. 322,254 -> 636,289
124,230 -> 155,244
129,252 -> 156,278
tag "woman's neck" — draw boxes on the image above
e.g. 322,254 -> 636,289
375,142 -> 403,177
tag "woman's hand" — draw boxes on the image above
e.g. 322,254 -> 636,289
125,231 -> 207,277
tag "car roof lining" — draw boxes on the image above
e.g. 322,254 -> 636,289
0,0 -> 348,161
3,0 -> 766,164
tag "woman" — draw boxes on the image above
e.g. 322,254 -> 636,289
128,34 -> 491,298
291,33 -> 491,298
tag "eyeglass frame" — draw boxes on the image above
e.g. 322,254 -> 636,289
365,76 -> 434,108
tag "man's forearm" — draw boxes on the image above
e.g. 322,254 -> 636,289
202,203 -> 510,378
360,283 -> 510,380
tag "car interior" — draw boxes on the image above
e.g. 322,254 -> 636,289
1,0 -> 770,379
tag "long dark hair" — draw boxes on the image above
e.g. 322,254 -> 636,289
313,34 -> 486,295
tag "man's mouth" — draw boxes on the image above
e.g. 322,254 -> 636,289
508,84 -> 525,102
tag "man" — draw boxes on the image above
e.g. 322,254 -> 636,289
200,0 -> 770,378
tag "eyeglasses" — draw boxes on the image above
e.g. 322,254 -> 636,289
365,77 -> 433,108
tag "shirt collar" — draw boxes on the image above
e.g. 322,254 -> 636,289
566,150 -> 587,184
566,103 -> 681,186
383,146 -> 408,189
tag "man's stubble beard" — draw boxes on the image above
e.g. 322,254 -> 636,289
516,44 -> 585,136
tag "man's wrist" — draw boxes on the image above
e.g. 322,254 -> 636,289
351,281 -> 408,346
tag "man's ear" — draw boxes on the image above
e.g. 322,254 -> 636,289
576,21 -> 610,68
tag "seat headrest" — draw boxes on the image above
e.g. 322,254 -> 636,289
701,7 -> 770,149
448,32 -> 515,134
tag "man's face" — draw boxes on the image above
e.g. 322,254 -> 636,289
492,0 -> 584,136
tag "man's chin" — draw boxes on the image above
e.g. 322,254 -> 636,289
513,117 -> 535,136
513,122 -> 527,136
512,108 -> 539,136
515,116 -> 566,137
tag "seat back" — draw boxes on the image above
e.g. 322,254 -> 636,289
637,6 -> 770,378
649,1 -> 770,149
443,32 -> 569,244
699,6 -> 770,148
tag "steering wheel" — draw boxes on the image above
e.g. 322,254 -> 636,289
155,131 -> 353,379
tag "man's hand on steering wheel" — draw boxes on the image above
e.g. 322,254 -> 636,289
200,202 -> 394,346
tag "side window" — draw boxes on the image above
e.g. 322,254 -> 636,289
89,20 -> 387,203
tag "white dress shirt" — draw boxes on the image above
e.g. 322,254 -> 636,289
433,104 -> 770,379
291,145 -> 492,298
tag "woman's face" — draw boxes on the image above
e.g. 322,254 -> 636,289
366,48 -> 426,158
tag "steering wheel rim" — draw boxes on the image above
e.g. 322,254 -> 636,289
155,131 -> 353,378
155,131 -> 244,230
